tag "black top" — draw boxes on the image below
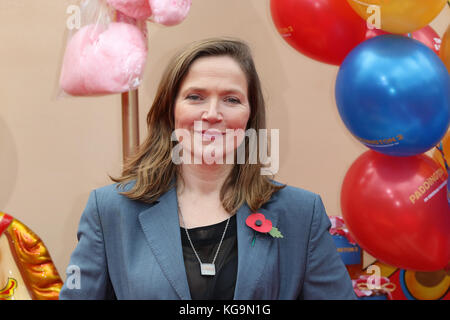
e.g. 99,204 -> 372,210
180,215 -> 238,300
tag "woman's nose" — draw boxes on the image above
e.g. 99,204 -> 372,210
202,98 -> 222,123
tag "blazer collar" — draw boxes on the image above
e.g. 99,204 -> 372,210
138,183 -> 278,300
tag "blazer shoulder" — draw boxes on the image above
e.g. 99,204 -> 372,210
269,180 -> 319,208
90,181 -> 150,216
94,182 -> 130,203
265,181 -> 325,230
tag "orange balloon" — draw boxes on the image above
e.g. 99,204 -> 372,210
347,0 -> 447,34
433,130 -> 450,170
440,25 -> 450,73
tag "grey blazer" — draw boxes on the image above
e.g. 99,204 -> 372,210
59,181 -> 356,300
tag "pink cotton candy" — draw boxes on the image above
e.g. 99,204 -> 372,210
106,0 -> 152,20
59,23 -> 148,96
149,0 -> 191,26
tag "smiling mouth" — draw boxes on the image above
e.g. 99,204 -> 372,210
194,130 -> 226,141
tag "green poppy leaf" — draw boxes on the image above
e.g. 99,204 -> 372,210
269,227 -> 284,238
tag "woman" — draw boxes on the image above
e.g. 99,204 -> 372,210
59,38 -> 356,300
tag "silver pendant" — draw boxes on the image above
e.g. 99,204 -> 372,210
200,263 -> 216,276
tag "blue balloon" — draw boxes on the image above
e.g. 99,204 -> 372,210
335,35 -> 450,156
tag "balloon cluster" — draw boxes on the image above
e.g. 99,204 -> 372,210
60,0 -> 192,96
271,0 -> 450,271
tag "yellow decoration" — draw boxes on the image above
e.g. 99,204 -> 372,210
404,270 -> 450,300
433,130 -> 450,170
347,0 -> 447,34
440,26 -> 450,73
368,261 -> 450,300
0,212 -> 63,300
0,278 -> 17,300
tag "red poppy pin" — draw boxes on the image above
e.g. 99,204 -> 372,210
246,213 -> 283,246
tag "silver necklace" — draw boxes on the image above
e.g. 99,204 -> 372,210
177,201 -> 230,276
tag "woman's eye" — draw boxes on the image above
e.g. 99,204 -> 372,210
186,94 -> 202,101
225,97 -> 241,104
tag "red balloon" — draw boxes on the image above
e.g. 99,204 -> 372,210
366,25 -> 441,55
341,151 -> 450,271
270,0 -> 367,65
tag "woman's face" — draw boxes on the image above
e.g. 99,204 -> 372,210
174,55 -> 251,164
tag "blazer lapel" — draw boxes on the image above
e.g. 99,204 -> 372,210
138,186 -> 191,300
233,203 -> 279,299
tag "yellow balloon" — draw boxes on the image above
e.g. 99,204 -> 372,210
433,130 -> 450,170
441,26 -> 450,73
347,0 -> 447,34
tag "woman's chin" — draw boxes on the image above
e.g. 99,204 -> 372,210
191,148 -> 234,165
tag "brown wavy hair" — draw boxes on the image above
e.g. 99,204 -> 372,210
110,38 -> 285,213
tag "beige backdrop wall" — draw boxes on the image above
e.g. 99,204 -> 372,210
1,0 -> 449,281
